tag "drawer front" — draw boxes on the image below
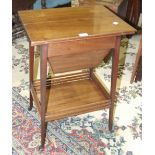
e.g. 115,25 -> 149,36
48,49 -> 110,73
48,36 -> 116,57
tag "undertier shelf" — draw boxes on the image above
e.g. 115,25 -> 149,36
32,75 -> 111,122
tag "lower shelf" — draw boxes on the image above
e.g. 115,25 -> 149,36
32,78 -> 111,122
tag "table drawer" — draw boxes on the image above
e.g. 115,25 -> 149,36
48,36 -> 116,57
48,49 -> 110,73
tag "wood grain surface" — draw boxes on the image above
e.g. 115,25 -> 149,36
33,78 -> 111,122
18,6 -> 136,45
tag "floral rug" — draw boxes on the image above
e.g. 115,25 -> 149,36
12,33 -> 142,155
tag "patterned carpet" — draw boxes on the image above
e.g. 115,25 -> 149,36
12,33 -> 142,155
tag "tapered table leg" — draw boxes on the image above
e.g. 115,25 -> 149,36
40,44 -> 48,148
109,36 -> 121,131
29,45 -> 34,111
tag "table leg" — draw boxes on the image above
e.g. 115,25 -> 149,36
40,44 -> 48,149
109,36 -> 121,131
130,37 -> 142,83
29,45 -> 34,111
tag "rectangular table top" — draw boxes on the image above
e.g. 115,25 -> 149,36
18,6 -> 136,46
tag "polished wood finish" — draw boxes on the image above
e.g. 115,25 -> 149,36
48,36 -> 115,73
48,49 -> 110,73
18,6 -> 136,148
29,46 -> 34,111
48,36 -> 115,57
33,77 -> 111,122
109,36 -> 121,131
48,37 -> 115,73
40,44 -> 48,148
18,6 -> 136,46
32,69 -> 111,122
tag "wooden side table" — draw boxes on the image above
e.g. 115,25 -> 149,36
18,6 -> 136,148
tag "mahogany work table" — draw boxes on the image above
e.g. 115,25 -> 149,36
18,6 -> 136,148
